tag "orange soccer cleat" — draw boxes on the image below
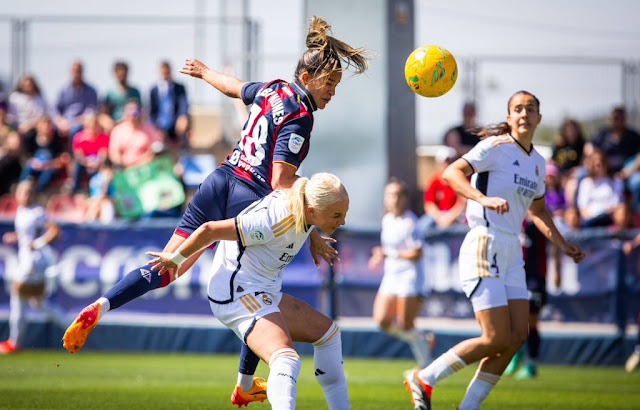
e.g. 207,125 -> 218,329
404,370 -> 432,410
62,303 -> 101,353
230,377 -> 268,408
0,340 -> 18,354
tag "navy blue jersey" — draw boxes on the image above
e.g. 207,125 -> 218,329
221,79 -> 316,195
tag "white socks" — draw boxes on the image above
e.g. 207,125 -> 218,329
237,373 -> 254,391
9,292 -> 27,346
459,369 -> 501,410
313,323 -> 350,410
418,348 -> 467,387
96,297 -> 110,319
391,327 -> 433,368
267,348 -> 301,410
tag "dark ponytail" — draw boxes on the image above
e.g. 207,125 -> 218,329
294,16 -> 369,81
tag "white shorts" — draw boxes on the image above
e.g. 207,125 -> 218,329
209,291 -> 283,343
459,226 -> 526,285
378,264 -> 421,298
461,277 -> 528,312
15,247 -> 55,285
459,226 -> 527,311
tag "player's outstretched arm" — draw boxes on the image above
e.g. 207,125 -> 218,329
180,58 -> 245,99
147,218 -> 238,275
529,198 -> 585,264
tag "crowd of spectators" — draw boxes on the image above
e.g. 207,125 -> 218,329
0,59 -> 191,224
423,102 -> 640,237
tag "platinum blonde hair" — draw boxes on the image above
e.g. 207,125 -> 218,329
287,173 -> 348,233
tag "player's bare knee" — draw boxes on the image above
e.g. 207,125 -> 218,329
483,333 -> 511,354
512,328 -> 528,349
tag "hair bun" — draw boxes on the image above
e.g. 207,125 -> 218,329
306,16 -> 331,50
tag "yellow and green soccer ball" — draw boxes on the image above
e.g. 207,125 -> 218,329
404,45 -> 458,98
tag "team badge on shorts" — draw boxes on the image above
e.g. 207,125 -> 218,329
261,294 -> 273,305
249,229 -> 265,242
288,134 -> 305,154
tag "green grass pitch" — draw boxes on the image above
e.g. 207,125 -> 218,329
1,351 -> 639,409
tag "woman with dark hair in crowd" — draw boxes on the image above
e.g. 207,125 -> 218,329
8,75 -> 49,136
551,118 -> 585,175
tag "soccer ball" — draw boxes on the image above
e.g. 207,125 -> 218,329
404,45 -> 458,98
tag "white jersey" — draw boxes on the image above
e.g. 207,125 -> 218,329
14,204 -> 54,281
462,134 -> 546,235
379,210 -> 423,297
381,210 -> 421,275
208,190 -> 312,304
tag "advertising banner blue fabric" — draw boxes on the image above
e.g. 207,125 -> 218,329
1,221 -> 637,324
333,228 -> 638,323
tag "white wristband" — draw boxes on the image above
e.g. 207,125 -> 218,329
386,249 -> 399,258
32,237 -> 48,250
169,251 -> 188,266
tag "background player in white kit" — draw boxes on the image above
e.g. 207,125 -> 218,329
147,173 -> 350,410
405,91 -> 585,410
368,178 -> 434,368
0,179 -> 67,354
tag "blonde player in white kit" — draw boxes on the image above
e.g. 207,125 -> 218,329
0,179 -> 67,354
369,178 -> 433,368
405,91 -> 585,410
147,173 -> 350,410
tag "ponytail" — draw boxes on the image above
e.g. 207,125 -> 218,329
474,123 -> 511,139
294,16 -> 369,81
287,173 -> 349,233
288,178 -> 310,234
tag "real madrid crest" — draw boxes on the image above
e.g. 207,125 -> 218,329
261,294 -> 273,305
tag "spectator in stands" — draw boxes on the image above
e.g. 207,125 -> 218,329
612,194 -> 636,231
0,130 -> 23,197
442,101 -> 480,158
21,116 -> 69,193
551,118 -> 585,176
560,206 -> 582,233
0,101 -> 14,146
85,159 -> 116,224
576,150 -> 623,228
108,100 -> 163,169
368,178 -> 434,369
54,61 -> 98,141
544,162 -> 566,220
587,106 -> 640,174
70,113 -> 110,193
418,146 -> 466,235
101,61 -> 142,131
618,151 -> 640,212
0,179 -> 68,354
149,60 -> 190,150
7,75 -> 49,136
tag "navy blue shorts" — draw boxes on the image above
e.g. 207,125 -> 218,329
175,168 -> 267,241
